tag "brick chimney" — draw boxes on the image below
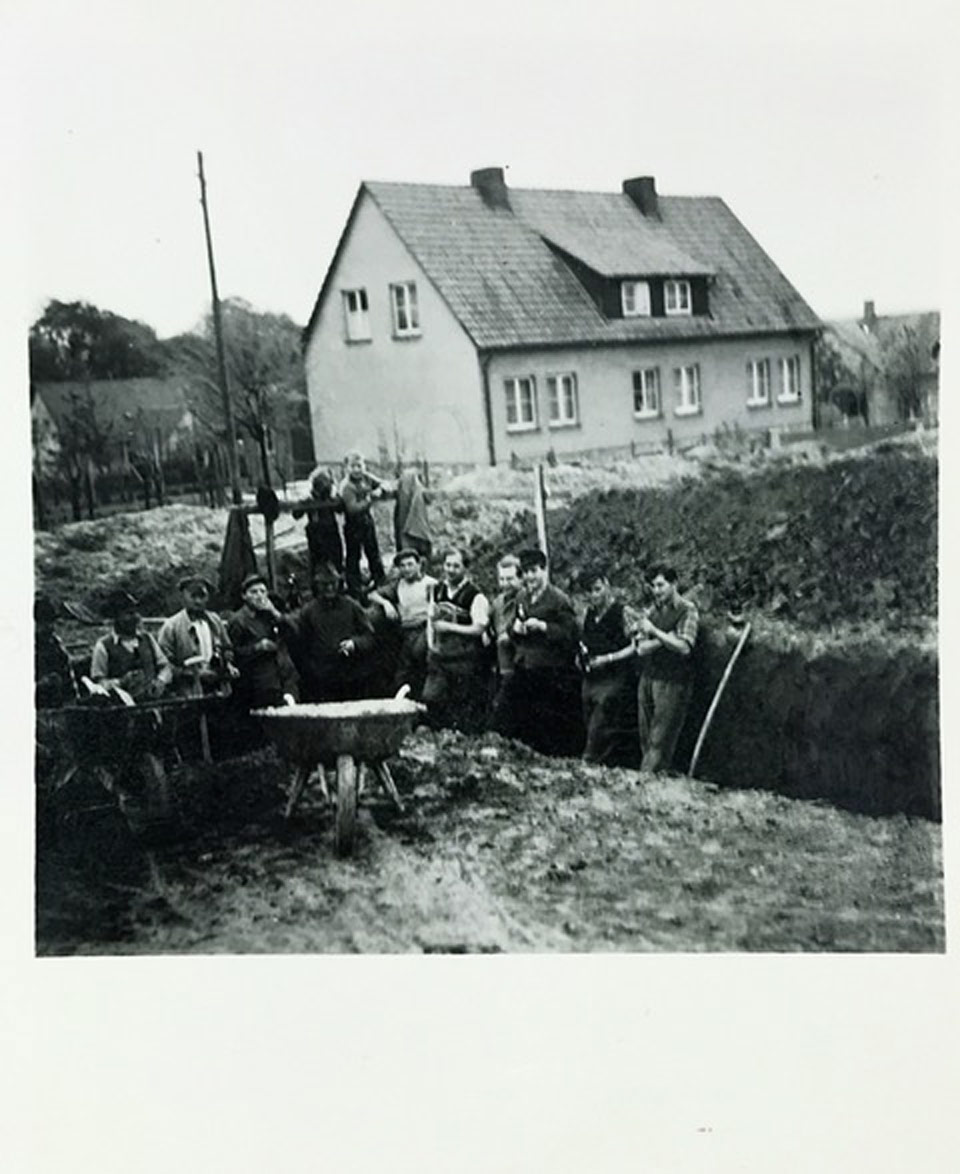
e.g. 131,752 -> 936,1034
861,300 -> 877,333
471,167 -> 510,210
623,176 -> 660,219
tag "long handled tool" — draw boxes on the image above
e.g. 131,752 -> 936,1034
687,620 -> 752,779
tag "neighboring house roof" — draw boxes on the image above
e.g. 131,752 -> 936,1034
824,310 -> 940,377
33,378 -> 192,444
305,178 -> 821,351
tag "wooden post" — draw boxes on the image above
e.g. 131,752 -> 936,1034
533,463 -> 549,560
197,150 -> 242,507
264,516 -> 277,592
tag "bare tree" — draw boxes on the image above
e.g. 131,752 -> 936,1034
881,323 -> 937,422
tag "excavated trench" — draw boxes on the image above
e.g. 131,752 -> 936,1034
674,621 -> 940,821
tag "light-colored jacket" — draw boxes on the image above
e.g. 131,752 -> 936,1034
158,608 -> 233,673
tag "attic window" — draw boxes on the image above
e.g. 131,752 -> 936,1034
390,281 -> 420,338
621,281 -> 651,318
664,279 -> 692,316
342,288 -> 370,342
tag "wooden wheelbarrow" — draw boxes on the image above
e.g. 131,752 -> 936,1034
253,697 -> 426,856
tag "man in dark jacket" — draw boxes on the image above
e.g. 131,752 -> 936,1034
578,571 -> 638,765
279,563 -> 375,702
495,548 -> 580,755
227,574 -> 300,709
635,563 -> 699,773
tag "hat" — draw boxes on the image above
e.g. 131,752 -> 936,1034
178,575 -> 212,593
311,562 -> 342,584
241,573 -> 268,593
104,589 -> 140,619
393,547 -> 421,567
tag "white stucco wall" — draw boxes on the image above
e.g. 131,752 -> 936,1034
304,192 -> 488,466
486,335 -> 815,461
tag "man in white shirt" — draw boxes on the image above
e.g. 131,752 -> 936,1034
371,548 -> 438,699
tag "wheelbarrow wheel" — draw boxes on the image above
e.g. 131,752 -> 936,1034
335,754 -> 357,857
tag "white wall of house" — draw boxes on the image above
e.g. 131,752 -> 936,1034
304,193 -> 488,466
486,335 -> 815,462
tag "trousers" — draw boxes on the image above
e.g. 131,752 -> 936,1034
637,675 -> 692,773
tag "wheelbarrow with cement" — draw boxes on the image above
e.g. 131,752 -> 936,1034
254,696 -> 425,856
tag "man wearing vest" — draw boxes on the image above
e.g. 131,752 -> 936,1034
635,564 -> 699,773
579,570 -> 638,765
498,548 -> 580,756
422,548 -> 490,733
90,590 -> 173,702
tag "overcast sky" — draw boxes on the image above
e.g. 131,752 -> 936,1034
6,0 -> 953,338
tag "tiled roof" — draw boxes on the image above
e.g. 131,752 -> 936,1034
34,378 -> 191,437
825,311 -> 940,375
352,180 -> 821,349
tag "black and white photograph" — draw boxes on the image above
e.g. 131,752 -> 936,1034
5,0 -> 957,1168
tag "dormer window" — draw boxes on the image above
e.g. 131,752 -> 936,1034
664,279 -> 692,316
621,280 -> 651,318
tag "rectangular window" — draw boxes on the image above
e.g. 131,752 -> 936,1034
342,288 -> 370,342
546,373 -> 579,427
621,280 -> 651,318
778,355 -> 802,403
747,359 -> 771,406
390,281 -> 420,337
673,364 -> 701,415
632,368 -> 661,418
504,376 -> 538,432
664,279 -> 692,316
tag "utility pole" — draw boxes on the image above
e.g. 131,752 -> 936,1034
197,150 -> 242,505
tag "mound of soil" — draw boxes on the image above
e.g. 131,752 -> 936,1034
473,448 -> 937,632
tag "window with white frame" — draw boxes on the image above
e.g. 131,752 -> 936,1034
390,281 -> 420,337
621,280 -> 651,318
664,279 -> 692,316
546,373 -> 579,427
632,368 -> 661,418
747,358 -> 771,406
342,288 -> 371,342
778,355 -> 802,403
673,364 -> 701,415
504,376 -> 538,431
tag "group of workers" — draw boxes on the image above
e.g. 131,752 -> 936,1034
35,454 -> 700,774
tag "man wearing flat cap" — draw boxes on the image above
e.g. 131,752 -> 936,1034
271,562 -> 375,702
369,548 -> 437,699
90,590 -> 172,702
227,573 -> 300,710
158,575 -> 237,697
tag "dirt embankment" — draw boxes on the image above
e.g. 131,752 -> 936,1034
36,730 -> 944,956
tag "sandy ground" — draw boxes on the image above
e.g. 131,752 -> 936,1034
36,730 -> 944,955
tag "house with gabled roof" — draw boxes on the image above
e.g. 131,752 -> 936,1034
823,302 -> 940,426
303,169 -> 822,465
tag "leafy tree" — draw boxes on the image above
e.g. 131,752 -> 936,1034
163,298 -> 308,488
29,299 -> 164,382
881,322 -> 937,421
814,334 -> 869,425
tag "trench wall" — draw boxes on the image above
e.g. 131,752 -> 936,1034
675,624 -> 940,821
